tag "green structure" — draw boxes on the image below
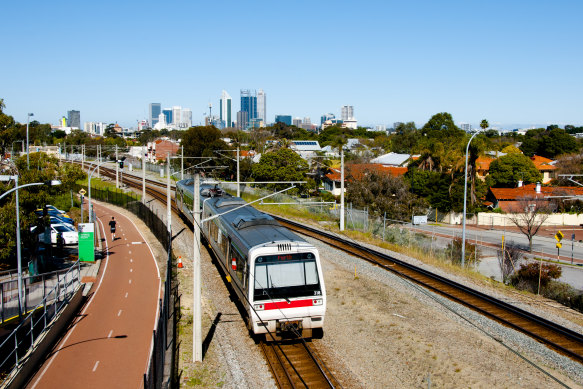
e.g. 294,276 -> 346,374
78,223 -> 95,262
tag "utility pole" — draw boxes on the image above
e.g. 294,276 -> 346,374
97,145 -> 100,179
81,144 -> 84,170
340,148 -> 345,231
193,173 -> 202,362
142,150 -> 146,204
115,145 -> 119,189
167,152 -> 171,235
181,146 -> 184,181
237,147 -> 240,197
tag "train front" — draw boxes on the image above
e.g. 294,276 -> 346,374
248,243 -> 326,340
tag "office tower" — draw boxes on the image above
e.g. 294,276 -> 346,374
460,123 -> 472,132
68,110 -> 80,129
275,115 -> 292,126
240,89 -> 257,122
257,89 -> 266,122
341,105 -> 354,121
149,103 -> 161,127
303,117 -> 311,125
181,109 -> 192,128
163,108 -> 173,125
293,118 -> 302,127
220,90 -> 232,128
237,111 -> 249,130
321,113 -> 335,124
172,106 -> 182,126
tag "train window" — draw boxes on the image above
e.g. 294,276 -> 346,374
219,230 -> 228,255
230,244 -> 247,285
209,220 -> 219,242
254,254 -> 320,301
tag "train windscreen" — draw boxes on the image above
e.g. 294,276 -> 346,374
253,252 -> 321,301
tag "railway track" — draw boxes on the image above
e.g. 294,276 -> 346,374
274,216 -> 583,365
261,340 -> 338,389
76,162 -> 583,373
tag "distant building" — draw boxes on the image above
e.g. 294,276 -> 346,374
293,118 -> 302,127
162,108 -> 173,125
460,123 -> 472,132
249,118 -> 264,129
67,110 -> 80,129
343,118 -> 357,129
257,89 -> 266,123
341,105 -> 353,121
237,111 -> 249,130
321,113 -> 335,124
241,89 -> 257,124
172,106 -> 181,126
220,90 -> 232,128
275,115 -> 292,126
146,139 -> 180,163
374,124 -> 386,132
393,122 -> 404,130
181,109 -> 192,128
83,122 -> 106,136
149,103 -> 161,127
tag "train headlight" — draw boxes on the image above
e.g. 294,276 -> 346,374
313,298 -> 323,305
254,304 -> 264,311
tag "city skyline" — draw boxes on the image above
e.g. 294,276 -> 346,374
1,1 -> 582,129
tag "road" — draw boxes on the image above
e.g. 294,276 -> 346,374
26,203 -> 161,389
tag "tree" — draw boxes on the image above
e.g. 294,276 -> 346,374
497,243 -> 523,284
487,153 -> 542,187
508,195 -> 554,252
480,119 -> 489,131
390,122 -> 419,153
519,127 -> 580,158
251,148 -> 310,193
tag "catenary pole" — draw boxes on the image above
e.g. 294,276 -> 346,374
181,146 -> 184,181
193,173 -> 202,362
142,150 -> 146,204
236,147 -> 240,197
340,148 -> 345,231
167,152 -> 171,235
115,145 -> 119,188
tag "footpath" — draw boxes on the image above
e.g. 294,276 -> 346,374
25,201 -> 161,389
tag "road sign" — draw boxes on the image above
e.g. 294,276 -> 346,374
555,230 -> 564,242
78,223 -> 95,262
79,188 -> 86,196
556,242 -> 562,249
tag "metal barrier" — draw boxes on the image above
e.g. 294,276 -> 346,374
0,261 -> 81,382
0,267 -> 80,325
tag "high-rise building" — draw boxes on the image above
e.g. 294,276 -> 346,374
240,89 -> 257,123
275,115 -> 292,126
460,123 -> 472,132
162,108 -> 173,125
149,103 -> 161,127
237,111 -> 249,130
172,106 -> 182,126
84,122 -> 106,135
293,118 -> 302,127
220,90 -> 232,128
341,105 -> 354,121
321,113 -> 335,124
181,109 -> 192,128
68,110 -> 80,129
257,89 -> 266,123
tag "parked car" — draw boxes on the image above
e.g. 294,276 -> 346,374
45,205 -> 66,214
37,223 -> 78,245
35,209 -> 74,224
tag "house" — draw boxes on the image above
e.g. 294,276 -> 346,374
290,140 -> 321,159
323,163 -> 407,196
146,139 -> 180,163
370,152 -> 412,167
476,156 -> 495,181
530,155 -> 557,183
487,183 -> 583,212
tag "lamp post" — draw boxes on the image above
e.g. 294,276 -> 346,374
26,113 -> 34,169
461,130 -> 482,267
88,161 -> 106,223
0,176 -> 61,317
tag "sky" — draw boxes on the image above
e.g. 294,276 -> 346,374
1,0 -> 582,130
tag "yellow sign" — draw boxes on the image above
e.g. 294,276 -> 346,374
79,189 -> 86,196
556,242 -> 562,249
555,230 -> 564,242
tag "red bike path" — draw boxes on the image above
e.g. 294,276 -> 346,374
26,203 -> 161,389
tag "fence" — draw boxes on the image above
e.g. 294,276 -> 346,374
0,261 -> 81,382
77,181 -> 177,388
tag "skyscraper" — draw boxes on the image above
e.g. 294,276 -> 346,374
275,115 -> 292,126
237,111 -> 249,130
341,105 -> 354,121
181,109 -> 192,128
68,110 -> 80,129
240,89 -> 257,125
149,103 -> 161,127
162,108 -> 173,125
321,113 -> 335,124
172,106 -> 182,126
220,90 -> 232,128
257,89 -> 266,123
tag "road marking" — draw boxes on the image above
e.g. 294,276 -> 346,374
129,250 -> 132,254
130,259 -> 133,263
125,292 -> 128,298
130,268 -> 133,273
92,361 -> 99,372
118,310 -> 122,317
129,279 -> 132,284
108,330 -> 113,338
126,244 -> 130,247
132,241 -> 143,245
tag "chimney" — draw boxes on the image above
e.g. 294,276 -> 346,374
536,182 -> 541,193
518,180 -> 523,188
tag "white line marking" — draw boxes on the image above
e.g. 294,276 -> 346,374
129,250 -> 132,254
130,259 -> 133,263
131,242 -> 143,245
108,330 -> 113,338
126,244 -> 130,247
30,208 -> 112,389
125,292 -> 128,298
92,361 -> 99,372
118,310 -> 122,317
129,279 -> 132,284
130,268 -> 133,273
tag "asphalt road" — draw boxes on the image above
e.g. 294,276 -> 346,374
26,203 -> 161,389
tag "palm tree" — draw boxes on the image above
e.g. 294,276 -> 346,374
480,119 -> 489,131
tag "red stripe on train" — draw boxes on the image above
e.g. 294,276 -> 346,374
263,299 -> 313,310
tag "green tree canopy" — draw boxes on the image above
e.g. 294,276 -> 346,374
251,148 -> 310,193
519,128 -> 580,158
487,153 -> 542,188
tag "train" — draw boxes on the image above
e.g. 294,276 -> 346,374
175,178 -> 326,340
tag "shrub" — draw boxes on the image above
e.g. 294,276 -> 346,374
446,237 -> 480,267
542,281 -> 583,313
510,262 -> 562,291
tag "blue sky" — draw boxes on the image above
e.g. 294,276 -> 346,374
2,0 -> 582,129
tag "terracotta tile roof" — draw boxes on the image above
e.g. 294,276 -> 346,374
326,164 -> 407,181
476,156 -> 495,172
531,155 -> 557,171
490,184 -> 583,201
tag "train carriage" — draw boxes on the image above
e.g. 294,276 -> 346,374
176,179 -> 326,339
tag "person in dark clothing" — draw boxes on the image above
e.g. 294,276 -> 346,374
108,217 -> 117,241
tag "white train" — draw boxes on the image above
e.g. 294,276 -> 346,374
175,179 -> 326,340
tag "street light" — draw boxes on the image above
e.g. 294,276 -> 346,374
461,130 -> 482,267
26,113 -> 34,169
88,161 -> 106,223
0,175 -> 61,318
